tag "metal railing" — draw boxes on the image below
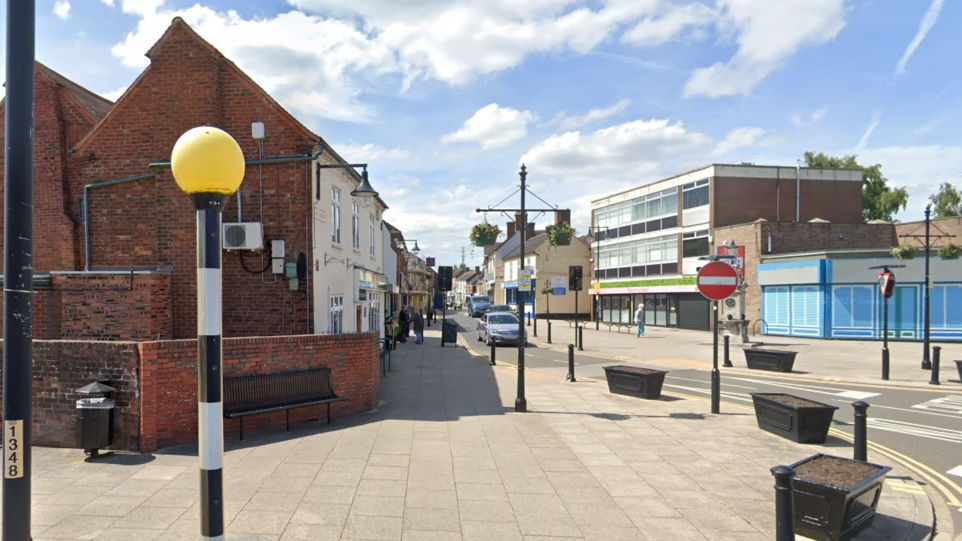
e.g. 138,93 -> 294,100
751,319 -> 768,337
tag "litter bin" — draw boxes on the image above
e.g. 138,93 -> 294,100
75,381 -> 116,457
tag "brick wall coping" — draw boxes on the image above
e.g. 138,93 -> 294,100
48,269 -> 173,275
137,332 -> 379,351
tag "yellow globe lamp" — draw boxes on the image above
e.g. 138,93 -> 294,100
171,126 -> 246,195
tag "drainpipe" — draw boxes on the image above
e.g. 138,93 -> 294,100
83,173 -> 157,271
796,161 -> 801,222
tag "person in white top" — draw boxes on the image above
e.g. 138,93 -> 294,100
634,303 -> 645,338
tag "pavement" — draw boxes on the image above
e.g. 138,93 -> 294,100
0,324 -> 943,540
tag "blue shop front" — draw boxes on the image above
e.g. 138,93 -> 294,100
758,253 -> 962,341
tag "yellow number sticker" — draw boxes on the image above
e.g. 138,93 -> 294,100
4,420 -> 23,479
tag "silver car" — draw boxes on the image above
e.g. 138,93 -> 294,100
477,313 -> 527,346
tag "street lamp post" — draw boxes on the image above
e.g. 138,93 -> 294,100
171,126 -> 246,541
921,205 -> 932,370
588,226 -> 609,330
3,1 -> 36,539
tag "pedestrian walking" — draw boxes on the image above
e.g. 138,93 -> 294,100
635,303 -> 645,337
413,309 -> 425,345
398,308 -> 410,343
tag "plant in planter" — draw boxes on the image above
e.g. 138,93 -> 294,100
891,244 -> 916,260
470,222 -> 501,246
750,393 -> 838,443
790,453 -> 892,541
602,365 -> 667,399
744,348 -> 797,372
938,243 -> 962,260
545,222 -> 575,246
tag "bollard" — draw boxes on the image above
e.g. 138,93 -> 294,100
853,401 -> 869,462
723,335 -> 732,367
566,344 -> 576,382
771,465 -> 796,541
547,321 -> 552,344
578,325 -> 584,352
930,346 -> 941,385
489,340 -> 496,366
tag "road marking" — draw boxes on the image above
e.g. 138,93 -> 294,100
852,402 -> 962,421
947,466 -> 962,478
666,376 -> 758,390
726,377 -> 881,400
912,395 -> 962,416
866,418 -> 962,444
662,384 -> 753,403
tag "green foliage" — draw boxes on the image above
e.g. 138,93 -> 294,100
930,182 -> 962,219
601,277 -> 696,289
546,222 -> 575,246
540,285 -> 554,295
891,244 -> 916,260
470,223 -> 501,246
803,152 -> 909,223
938,243 -> 961,260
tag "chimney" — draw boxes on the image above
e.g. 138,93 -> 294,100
525,223 -> 536,239
514,212 -> 522,226
506,221 -> 517,238
555,209 -> 571,226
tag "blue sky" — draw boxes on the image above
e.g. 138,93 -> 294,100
8,0 -> 962,267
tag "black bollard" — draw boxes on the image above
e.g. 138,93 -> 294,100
771,465 -> 796,541
490,340 -> 496,366
723,334 -> 732,367
547,321 -> 552,344
853,401 -> 869,462
578,325 -> 584,352
930,346 -> 941,385
567,344 -> 576,382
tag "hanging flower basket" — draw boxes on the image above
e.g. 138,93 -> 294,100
891,244 -> 916,260
546,222 -> 575,246
939,243 -> 961,260
470,223 -> 501,246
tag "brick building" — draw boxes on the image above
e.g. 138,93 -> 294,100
0,18 -> 378,339
589,163 -> 864,331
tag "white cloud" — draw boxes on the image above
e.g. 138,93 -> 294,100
790,105 -> 829,127
855,111 -> 881,152
53,1 -> 71,20
549,99 -> 631,131
811,106 -> 829,122
441,104 -> 538,149
622,2 -> 716,46
895,0 -> 946,77
100,86 -> 127,101
333,143 -> 411,163
713,126 -> 774,156
99,0 -> 115,5
682,0 -> 846,98
859,145 -> 962,218
520,118 -> 712,180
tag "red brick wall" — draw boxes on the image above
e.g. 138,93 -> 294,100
0,341 -> 142,451
138,332 -> 380,452
1,272 -> 172,341
67,23 -> 316,339
712,176 -> 864,228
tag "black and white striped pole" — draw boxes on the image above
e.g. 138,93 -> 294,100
172,126 -> 246,541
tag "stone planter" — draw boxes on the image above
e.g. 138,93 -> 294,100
790,454 -> 891,541
956,360 -> 962,382
750,393 -> 838,444
744,348 -> 797,372
602,365 -> 667,400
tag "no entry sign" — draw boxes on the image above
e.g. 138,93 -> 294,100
697,261 -> 739,301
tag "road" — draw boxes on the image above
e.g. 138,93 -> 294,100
448,312 -> 962,517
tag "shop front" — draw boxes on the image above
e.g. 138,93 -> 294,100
591,286 -> 709,331
356,268 -> 388,338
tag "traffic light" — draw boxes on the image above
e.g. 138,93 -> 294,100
438,266 -> 453,292
569,265 -> 583,291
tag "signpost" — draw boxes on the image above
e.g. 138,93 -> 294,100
878,268 -> 896,380
697,262 -> 739,415
551,276 -> 566,296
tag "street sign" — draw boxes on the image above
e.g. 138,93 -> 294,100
878,270 -> 896,298
518,269 -> 532,292
697,261 -> 739,301
551,276 -> 566,295
593,280 -> 601,294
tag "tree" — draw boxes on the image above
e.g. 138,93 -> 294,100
803,151 -> 909,222
929,182 -> 962,218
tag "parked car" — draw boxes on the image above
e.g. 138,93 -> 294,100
477,312 -> 526,346
468,295 -> 492,317
486,304 -> 514,314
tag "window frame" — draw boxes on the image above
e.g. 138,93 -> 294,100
331,187 -> 341,245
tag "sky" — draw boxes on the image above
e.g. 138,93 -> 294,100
6,0 -> 962,268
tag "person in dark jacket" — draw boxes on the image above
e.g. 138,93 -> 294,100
398,308 -> 410,343
413,309 -> 425,344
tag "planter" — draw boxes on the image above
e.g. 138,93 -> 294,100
750,393 -> 838,443
472,231 -> 498,246
603,366 -> 667,399
744,348 -> 797,372
790,454 -> 892,541
956,360 -> 962,382
551,232 -> 572,246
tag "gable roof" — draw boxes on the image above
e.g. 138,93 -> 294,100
74,17 -> 318,151
35,62 -> 114,121
503,233 -> 549,260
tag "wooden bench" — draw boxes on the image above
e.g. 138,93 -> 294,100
223,368 -> 348,441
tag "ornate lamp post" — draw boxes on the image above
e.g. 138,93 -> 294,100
171,126 -> 246,541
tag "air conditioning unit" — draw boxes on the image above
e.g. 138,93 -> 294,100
223,222 -> 264,251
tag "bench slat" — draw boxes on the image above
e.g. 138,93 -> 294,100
223,368 -> 340,416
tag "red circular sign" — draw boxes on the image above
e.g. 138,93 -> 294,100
697,261 -> 739,301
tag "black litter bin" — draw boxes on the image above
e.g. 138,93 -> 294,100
75,381 -> 116,457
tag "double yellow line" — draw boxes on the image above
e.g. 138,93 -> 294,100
666,388 -> 962,511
